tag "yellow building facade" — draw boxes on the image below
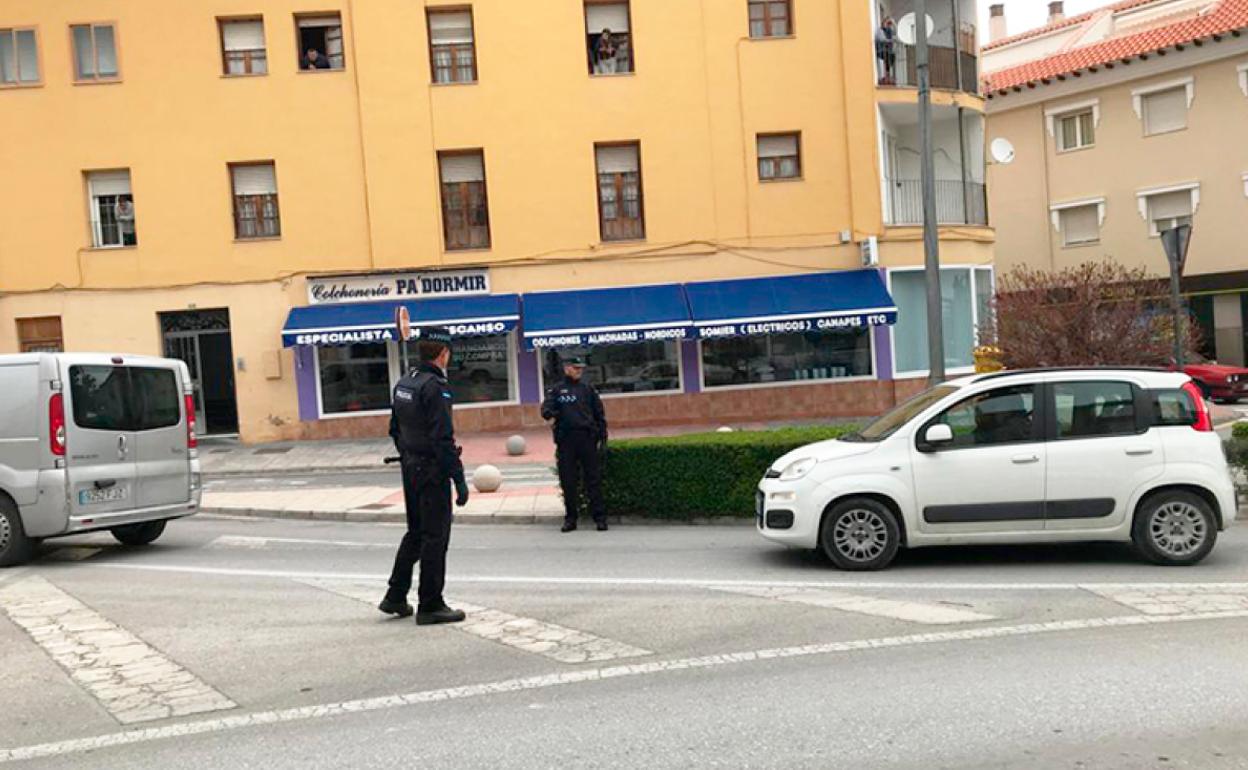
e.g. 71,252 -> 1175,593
1,0 -> 993,442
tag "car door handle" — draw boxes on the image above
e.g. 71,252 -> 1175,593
1125,448 -> 1154,456
1011,454 -> 1040,465
117,435 -> 128,459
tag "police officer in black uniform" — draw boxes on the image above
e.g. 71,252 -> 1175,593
378,327 -> 471,625
541,355 -> 609,533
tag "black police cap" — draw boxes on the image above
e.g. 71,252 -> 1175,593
416,326 -> 454,347
563,355 -> 587,366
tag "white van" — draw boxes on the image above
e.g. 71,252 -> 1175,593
0,353 -> 202,566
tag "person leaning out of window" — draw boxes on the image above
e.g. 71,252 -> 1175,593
594,29 -> 619,74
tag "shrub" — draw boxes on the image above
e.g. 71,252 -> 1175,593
602,425 -> 858,520
1233,422 -> 1248,441
1227,436 -> 1248,482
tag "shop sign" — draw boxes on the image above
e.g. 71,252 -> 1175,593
527,326 -> 691,349
288,328 -> 396,346
307,269 -> 490,305
697,311 -> 897,339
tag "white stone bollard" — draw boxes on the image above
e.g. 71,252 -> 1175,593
473,464 -> 504,493
505,434 -> 527,456
716,426 -> 734,433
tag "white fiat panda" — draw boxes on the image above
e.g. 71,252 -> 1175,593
0,353 -> 202,566
757,369 -> 1237,570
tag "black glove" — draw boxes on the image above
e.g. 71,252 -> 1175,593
597,435 -> 608,453
453,473 -> 470,507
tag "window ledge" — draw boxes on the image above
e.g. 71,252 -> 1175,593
600,237 -> 647,245
83,245 -> 137,252
759,176 -> 804,183
748,34 -> 797,42
589,72 -> 636,78
1056,144 -> 1095,155
0,82 -> 45,90
444,246 -> 492,254
431,79 -> 479,87
221,73 -> 268,79
296,68 -> 346,75
73,78 -> 123,86
234,236 -> 282,243
1062,241 -> 1101,249
1144,126 -> 1188,138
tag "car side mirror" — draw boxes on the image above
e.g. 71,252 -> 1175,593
923,424 -> 954,447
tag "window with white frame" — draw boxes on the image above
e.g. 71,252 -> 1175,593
86,170 -> 136,248
71,23 -> 119,81
1049,199 -> 1104,247
585,1 -> 633,75
891,267 -> 993,375
1056,109 -> 1095,151
230,162 -> 280,239
219,18 -> 267,75
318,343 -> 390,414
541,343 -> 679,396
1143,188 -> 1194,236
0,27 -> 40,86
1134,79 -> 1192,136
757,133 -> 801,180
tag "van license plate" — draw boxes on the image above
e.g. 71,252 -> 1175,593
79,486 -> 127,505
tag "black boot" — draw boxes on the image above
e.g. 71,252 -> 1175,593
596,520 -> 609,532
561,520 -> 577,533
416,605 -> 467,626
378,598 -> 414,618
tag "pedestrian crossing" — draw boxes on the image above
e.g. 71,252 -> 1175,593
710,585 -> 997,625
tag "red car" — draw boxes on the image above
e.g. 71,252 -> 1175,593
1180,354 -> 1248,403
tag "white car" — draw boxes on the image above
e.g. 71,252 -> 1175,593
757,369 -> 1237,570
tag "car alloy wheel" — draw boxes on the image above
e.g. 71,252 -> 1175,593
0,513 -> 10,554
832,508 -> 889,563
1148,500 -> 1208,558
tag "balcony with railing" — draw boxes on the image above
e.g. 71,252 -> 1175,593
875,0 -> 979,95
880,103 -> 987,227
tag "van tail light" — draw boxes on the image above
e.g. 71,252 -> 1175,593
185,394 -> 198,449
49,393 -> 67,456
1181,381 -> 1214,432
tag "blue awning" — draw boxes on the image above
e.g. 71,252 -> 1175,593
521,284 -> 693,350
684,270 -> 897,339
281,294 -> 521,347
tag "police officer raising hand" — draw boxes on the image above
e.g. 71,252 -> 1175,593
542,355 -> 609,533
379,327 -> 469,626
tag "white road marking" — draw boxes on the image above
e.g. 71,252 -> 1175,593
0,576 -> 236,725
5,608 -> 1248,764
207,535 -> 391,550
299,579 -> 653,664
1087,584 -> 1248,616
711,585 -> 996,625
91,562 -> 1248,593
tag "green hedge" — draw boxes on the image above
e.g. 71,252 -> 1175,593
1233,423 -> 1248,440
602,426 -> 858,520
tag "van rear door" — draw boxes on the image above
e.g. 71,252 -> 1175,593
130,364 -> 191,508
64,363 -> 139,516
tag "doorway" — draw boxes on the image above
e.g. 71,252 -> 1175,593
160,309 -> 239,435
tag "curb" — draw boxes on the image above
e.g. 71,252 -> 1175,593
202,462 -> 556,479
198,507 -> 755,527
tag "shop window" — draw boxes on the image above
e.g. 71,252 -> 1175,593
318,343 -> 390,414
86,170 -> 136,248
230,162 -> 281,239
585,2 -> 633,75
296,13 -> 344,70
749,0 -> 792,38
702,329 -> 871,388
541,342 -> 679,396
595,143 -> 644,241
892,268 -> 984,375
403,333 -> 513,404
757,133 -> 801,181
219,18 -> 267,75
438,151 -> 490,250
428,8 -> 476,84
0,27 -> 40,86
17,316 -> 63,353
71,23 -> 119,81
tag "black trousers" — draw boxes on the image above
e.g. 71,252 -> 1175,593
386,458 -> 453,610
556,430 -> 606,524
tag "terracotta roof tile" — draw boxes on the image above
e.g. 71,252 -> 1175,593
982,0 -> 1156,52
983,0 -> 1248,94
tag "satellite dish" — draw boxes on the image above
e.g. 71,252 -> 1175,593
990,137 -> 1016,165
896,12 -> 935,46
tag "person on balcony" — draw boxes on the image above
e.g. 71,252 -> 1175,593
875,17 -> 897,85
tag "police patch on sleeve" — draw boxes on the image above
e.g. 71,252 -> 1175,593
394,388 -> 414,402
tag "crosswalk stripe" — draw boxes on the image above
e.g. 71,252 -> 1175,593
207,535 -> 391,550
711,585 -> 996,625
298,578 -> 653,664
1086,585 -> 1248,616
0,576 -> 236,725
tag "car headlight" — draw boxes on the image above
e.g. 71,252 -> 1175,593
779,457 -> 817,481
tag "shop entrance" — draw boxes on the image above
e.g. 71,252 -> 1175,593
160,309 -> 239,435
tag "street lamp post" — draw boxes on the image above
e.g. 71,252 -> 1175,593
1160,223 -> 1193,367
914,0 -> 946,385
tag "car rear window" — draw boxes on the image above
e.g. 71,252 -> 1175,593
69,365 -> 130,431
68,365 -> 182,432
130,367 -> 181,430
1151,388 -> 1197,427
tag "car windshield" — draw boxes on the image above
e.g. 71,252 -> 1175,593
844,384 -> 959,442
